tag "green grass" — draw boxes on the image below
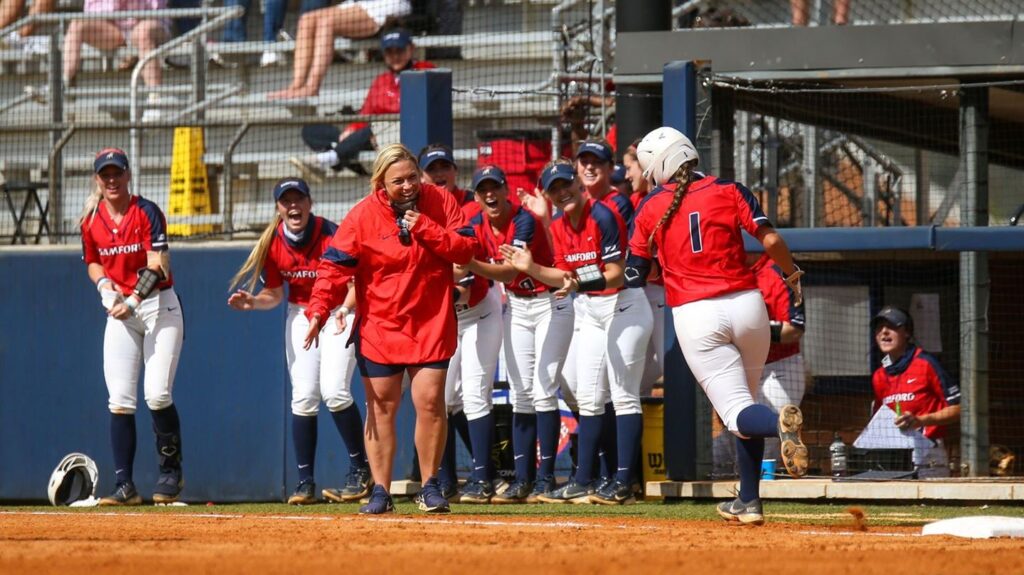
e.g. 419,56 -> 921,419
5,500 -> 1023,527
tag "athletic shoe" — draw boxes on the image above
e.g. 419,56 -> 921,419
716,497 -> 764,525
260,50 -> 284,67
287,480 -> 317,505
525,476 -> 555,504
99,480 -> 143,506
595,476 -> 613,493
152,468 -> 184,504
439,481 -> 458,501
535,480 -> 595,504
326,467 -> 373,502
358,485 -> 394,515
778,404 -> 809,478
589,479 -> 637,506
457,479 -> 495,504
492,479 -> 531,504
418,478 -> 451,513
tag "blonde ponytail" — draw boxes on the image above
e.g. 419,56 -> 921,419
78,180 -> 104,227
228,213 -> 281,293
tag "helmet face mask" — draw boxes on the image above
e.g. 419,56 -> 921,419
637,127 -> 700,186
47,453 -> 99,506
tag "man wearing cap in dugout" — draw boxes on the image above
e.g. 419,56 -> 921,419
290,28 -> 436,181
868,305 -> 960,477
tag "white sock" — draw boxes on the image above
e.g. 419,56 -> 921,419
315,150 -> 339,168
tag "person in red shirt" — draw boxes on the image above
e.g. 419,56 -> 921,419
629,127 -> 807,525
302,144 -> 477,514
226,178 -> 371,506
80,147 -> 185,506
576,140 -> 634,226
870,306 -> 960,477
418,145 -> 501,503
289,29 -> 435,177
464,165 -> 575,504
502,160 -> 653,505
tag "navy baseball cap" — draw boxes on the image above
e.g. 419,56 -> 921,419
611,164 -> 626,185
872,306 -> 914,334
472,165 -> 506,190
94,148 -> 129,173
575,141 -> 613,164
419,147 -> 455,170
540,163 -> 576,191
380,28 -> 412,50
273,178 -> 311,201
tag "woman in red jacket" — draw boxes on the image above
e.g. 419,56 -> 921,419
303,144 -> 477,514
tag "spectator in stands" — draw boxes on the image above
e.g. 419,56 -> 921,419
870,305 -> 960,477
219,0 -> 328,68
290,28 -> 434,178
791,0 -> 849,26
1,0 -> 54,49
62,0 -> 170,121
267,0 -> 413,100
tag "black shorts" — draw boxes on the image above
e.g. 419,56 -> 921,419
356,354 -> 451,378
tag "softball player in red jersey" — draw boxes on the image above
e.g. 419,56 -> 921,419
80,148 -> 184,506
629,127 -> 808,525
503,161 -> 653,505
464,165 -> 574,503
302,144 -> 477,514
227,178 -> 371,505
418,145 -> 502,503
624,140 -> 665,396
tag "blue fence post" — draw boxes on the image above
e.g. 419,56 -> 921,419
661,60 -> 700,481
400,68 -> 454,154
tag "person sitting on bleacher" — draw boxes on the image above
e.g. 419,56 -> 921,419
290,28 -> 433,179
218,0 -> 323,68
267,0 -> 412,100
1,0 -> 55,52
870,305 -> 960,478
62,0 -> 170,122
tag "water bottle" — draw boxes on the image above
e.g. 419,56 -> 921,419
830,432 -> 848,477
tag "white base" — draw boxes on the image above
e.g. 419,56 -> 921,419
922,516 -> 1024,538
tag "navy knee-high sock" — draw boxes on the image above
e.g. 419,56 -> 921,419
329,404 -> 367,469
536,410 -> 560,480
110,413 -> 136,485
615,413 -> 643,484
467,413 -> 494,483
450,410 -> 471,453
736,404 -> 778,438
736,436 -> 765,503
437,415 -> 458,488
150,404 -> 182,471
598,403 -> 617,480
575,415 -> 602,484
292,414 -> 318,484
512,412 -> 537,483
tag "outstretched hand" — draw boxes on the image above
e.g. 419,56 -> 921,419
499,244 -> 534,273
333,308 -> 348,335
784,267 -> 805,307
303,314 -> 323,350
553,272 -> 578,299
516,187 -> 550,223
227,289 -> 255,311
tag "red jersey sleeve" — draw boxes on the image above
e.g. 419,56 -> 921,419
411,186 -> 477,265
871,368 -> 886,410
305,217 -> 357,322
81,220 -> 100,265
628,193 -> 661,260
731,182 -> 771,236
262,239 -> 284,290
137,198 -> 169,252
550,219 -> 569,272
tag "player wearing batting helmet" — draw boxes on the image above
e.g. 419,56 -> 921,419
80,147 -> 185,506
227,177 -> 372,505
418,145 -> 503,504
628,127 -> 808,525
503,160 -> 653,505
303,144 -> 477,515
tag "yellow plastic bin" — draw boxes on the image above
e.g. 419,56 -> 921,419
641,397 -> 666,497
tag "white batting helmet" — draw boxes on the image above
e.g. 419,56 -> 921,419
47,453 -> 99,506
636,127 -> 699,186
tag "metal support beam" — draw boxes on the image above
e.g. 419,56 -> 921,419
958,86 -> 990,477
712,87 -> 735,180
48,27 -> 64,242
400,69 -> 453,154
613,0 -> 670,154
915,150 -> 930,225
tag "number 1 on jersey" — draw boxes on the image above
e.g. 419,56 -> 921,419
689,211 -> 703,253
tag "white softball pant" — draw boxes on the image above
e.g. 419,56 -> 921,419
758,353 -> 806,460
573,288 -> 653,417
672,289 -> 769,434
104,288 -> 183,414
556,296 -> 584,413
504,290 -> 575,414
445,287 -> 503,420
286,303 -> 357,416
640,283 -> 666,396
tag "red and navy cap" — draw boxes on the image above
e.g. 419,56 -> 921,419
471,165 -> 506,191
611,163 -> 626,185
418,146 -> 455,170
872,306 -> 914,334
575,141 -> 613,164
273,177 -> 311,201
94,148 -> 129,173
540,163 -> 576,191
380,28 -> 412,50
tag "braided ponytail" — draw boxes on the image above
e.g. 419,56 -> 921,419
647,161 -> 697,249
